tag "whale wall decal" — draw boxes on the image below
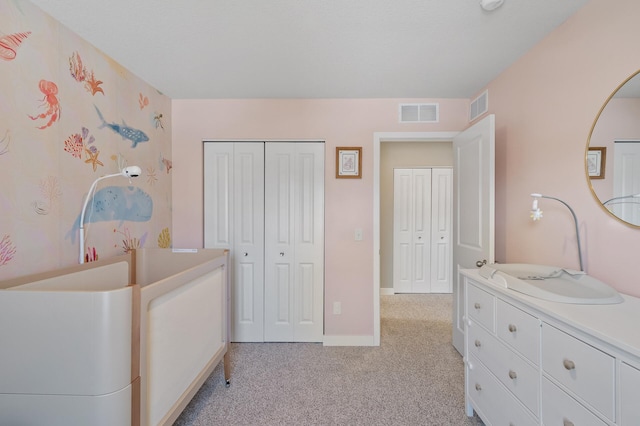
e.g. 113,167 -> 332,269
67,185 -> 153,243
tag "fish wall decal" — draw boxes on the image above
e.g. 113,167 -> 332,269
94,105 -> 149,148
66,185 -> 153,243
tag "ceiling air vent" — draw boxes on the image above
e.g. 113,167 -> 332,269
399,103 -> 439,123
469,90 -> 488,122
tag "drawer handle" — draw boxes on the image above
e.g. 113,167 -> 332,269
508,324 -> 517,333
563,359 -> 576,370
475,383 -> 482,391
474,340 -> 482,348
563,419 -> 575,426
508,370 -> 517,380
474,302 -> 481,310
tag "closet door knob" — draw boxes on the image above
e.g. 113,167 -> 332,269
508,370 -> 517,380
474,340 -> 482,348
279,252 -> 285,257
563,359 -> 576,370
475,383 -> 482,391
474,303 -> 481,310
563,419 -> 575,426
243,252 -> 248,257
508,324 -> 517,333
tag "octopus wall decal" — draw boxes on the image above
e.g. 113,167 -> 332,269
28,80 -> 60,129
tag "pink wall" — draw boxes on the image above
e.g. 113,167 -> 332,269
171,99 -> 469,337
484,0 -> 640,296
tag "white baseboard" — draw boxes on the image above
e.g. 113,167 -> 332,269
323,335 -> 378,346
380,288 -> 394,295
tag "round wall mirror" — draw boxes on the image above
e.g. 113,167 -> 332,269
587,70 -> 640,227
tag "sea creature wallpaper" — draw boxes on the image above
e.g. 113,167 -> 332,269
0,0 -> 172,279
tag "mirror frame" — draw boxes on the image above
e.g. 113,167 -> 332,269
586,69 -> 640,229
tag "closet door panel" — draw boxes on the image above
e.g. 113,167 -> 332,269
393,169 -> 413,293
431,168 -> 452,293
293,145 -> 324,341
264,145 -> 295,341
203,143 -> 232,248
233,143 -> 265,341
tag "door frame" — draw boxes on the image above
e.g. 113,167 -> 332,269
373,132 -> 458,345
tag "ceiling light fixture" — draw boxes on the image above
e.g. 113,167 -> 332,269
480,0 -> 504,11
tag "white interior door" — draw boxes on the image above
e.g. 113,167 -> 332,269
613,141 -> 640,225
204,142 -> 265,342
452,115 -> 495,354
393,168 -> 432,293
264,142 -> 324,342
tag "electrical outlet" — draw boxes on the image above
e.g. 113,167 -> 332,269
355,228 -> 363,241
333,301 -> 341,315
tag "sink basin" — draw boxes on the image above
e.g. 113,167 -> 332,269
478,263 -> 623,304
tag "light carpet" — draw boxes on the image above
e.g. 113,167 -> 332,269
174,294 -> 484,425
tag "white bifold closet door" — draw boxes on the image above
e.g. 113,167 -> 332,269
393,168 -> 452,293
203,141 -> 324,343
264,143 -> 324,342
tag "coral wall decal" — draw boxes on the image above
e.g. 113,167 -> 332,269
69,51 -> 104,95
157,227 -> 171,248
139,93 -> 149,109
0,234 -> 16,266
147,166 -> 158,185
32,175 -> 62,215
114,227 -> 147,254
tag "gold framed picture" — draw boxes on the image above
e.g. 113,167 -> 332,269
587,147 -> 606,179
336,147 -> 362,179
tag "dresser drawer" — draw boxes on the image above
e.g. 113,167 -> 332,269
541,323 -> 614,421
620,362 -> 640,426
497,299 -> 540,365
542,378 -> 607,426
469,321 -> 539,415
467,354 -> 538,426
467,283 -> 495,331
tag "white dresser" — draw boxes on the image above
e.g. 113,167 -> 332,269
462,269 -> 640,426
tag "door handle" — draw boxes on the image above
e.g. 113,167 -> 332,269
476,259 -> 487,268
279,252 -> 285,257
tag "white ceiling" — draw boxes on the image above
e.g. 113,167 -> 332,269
29,0 -> 591,99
